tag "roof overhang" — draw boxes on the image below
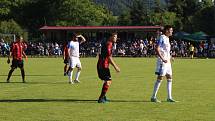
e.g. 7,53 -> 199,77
40,26 -> 162,32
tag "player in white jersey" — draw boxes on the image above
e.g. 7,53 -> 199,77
151,25 -> 178,103
67,33 -> 86,84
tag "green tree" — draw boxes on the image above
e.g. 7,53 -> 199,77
3,0 -> 116,38
0,0 -> 11,18
0,19 -> 24,35
50,0 -> 116,26
149,12 -> 179,27
168,0 -> 214,32
118,11 -> 132,25
129,0 -> 150,25
192,6 -> 215,35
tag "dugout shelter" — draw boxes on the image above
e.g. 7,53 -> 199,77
39,26 -> 162,42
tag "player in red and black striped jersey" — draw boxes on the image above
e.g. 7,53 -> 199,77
6,35 -> 28,83
97,32 -> 120,103
63,42 -> 69,76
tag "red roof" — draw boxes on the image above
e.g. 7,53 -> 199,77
40,26 -> 161,31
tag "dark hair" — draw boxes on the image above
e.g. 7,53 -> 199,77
163,25 -> 172,32
71,33 -> 76,37
15,35 -> 23,39
112,32 -> 117,36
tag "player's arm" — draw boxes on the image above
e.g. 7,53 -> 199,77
7,51 -> 12,64
108,56 -> 120,72
7,44 -> 13,64
22,50 -> 28,61
155,45 -> 167,63
63,47 -> 66,60
77,35 -> 86,44
67,43 -> 71,59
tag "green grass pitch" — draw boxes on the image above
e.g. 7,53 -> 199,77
0,57 -> 214,121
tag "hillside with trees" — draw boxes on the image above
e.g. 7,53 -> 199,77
0,0 -> 215,39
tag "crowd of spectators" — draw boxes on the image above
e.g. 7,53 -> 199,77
1,37 -> 215,58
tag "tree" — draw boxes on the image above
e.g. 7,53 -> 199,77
0,19 -> 24,35
192,6 -> 215,35
118,11 -> 132,25
50,0 -> 116,26
129,0 -> 150,25
168,0 -> 214,32
149,12 -> 179,27
168,0 -> 198,31
2,0 -> 117,38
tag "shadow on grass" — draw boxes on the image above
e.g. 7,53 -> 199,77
0,99 -> 150,103
0,75 -> 61,77
0,81 -> 67,84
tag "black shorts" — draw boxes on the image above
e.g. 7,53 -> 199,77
97,66 -> 111,81
64,59 -> 69,64
11,59 -> 24,69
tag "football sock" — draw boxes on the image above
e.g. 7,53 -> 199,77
152,80 -> 162,99
7,69 -> 14,81
68,70 -> 73,82
99,82 -> 109,99
75,70 -> 81,80
21,69 -> 25,81
167,79 -> 172,99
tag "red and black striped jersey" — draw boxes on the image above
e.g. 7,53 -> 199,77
97,41 -> 113,69
63,42 -> 69,58
11,42 -> 24,60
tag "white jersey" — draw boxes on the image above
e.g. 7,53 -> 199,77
68,41 -> 79,57
155,35 -> 172,76
157,35 -> 171,62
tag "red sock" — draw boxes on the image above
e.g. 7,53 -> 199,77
99,82 -> 109,99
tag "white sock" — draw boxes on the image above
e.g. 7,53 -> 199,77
152,80 -> 162,99
75,70 -> 81,81
167,79 -> 172,99
68,70 -> 73,82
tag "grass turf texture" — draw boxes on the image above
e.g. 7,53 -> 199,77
0,57 -> 214,121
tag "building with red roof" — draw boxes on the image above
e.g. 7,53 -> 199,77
40,25 -> 162,42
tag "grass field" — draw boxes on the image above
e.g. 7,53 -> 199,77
0,57 -> 214,121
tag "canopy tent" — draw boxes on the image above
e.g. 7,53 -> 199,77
185,31 -> 208,41
174,31 -> 190,39
174,31 -> 208,42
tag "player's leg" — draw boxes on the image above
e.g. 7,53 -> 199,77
20,67 -> 25,83
98,80 -> 111,103
151,75 -> 163,103
74,67 -> 81,83
6,59 -> 17,83
98,68 -> 112,103
166,64 -> 178,102
166,74 -> 172,100
6,67 -> 15,83
74,58 -> 82,83
64,59 -> 69,76
18,60 -> 25,83
166,74 -> 178,102
67,57 -> 75,84
67,67 -> 74,84
64,64 -> 67,76
151,62 -> 166,102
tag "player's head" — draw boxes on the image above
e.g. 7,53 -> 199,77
163,25 -> 173,37
16,35 -> 23,42
71,33 -> 78,41
110,32 -> 118,43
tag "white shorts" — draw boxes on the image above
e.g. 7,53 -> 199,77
155,60 -> 172,76
69,57 -> 82,68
